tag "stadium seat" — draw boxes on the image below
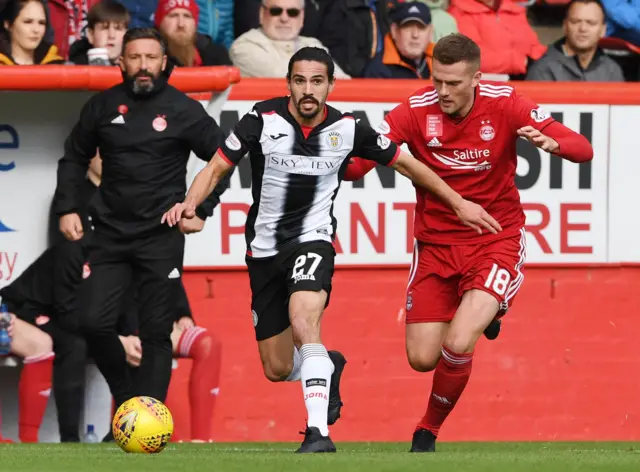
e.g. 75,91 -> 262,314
599,37 -> 640,56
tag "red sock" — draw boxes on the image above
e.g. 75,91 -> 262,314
417,346 -> 473,437
179,328 -> 222,441
19,352 -> 54,443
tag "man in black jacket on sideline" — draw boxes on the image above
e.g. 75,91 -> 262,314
54,27 -> 228,409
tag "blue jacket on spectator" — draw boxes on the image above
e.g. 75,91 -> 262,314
119,0 -> 156,28
196,0 -> 234,49
601,0 -> 640,46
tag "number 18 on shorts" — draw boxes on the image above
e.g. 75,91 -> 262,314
405,230 -> 527,323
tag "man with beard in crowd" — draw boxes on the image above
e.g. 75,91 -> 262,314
154,0 -> 232,67
54,27 -> 228,412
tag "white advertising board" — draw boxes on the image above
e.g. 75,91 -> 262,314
0,91 -> 626,289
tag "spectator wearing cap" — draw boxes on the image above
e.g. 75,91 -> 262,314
526,0 -> 624,81
448,0 -> 547,78
229,0 -> 350,78
68,0 -> 129,65
362,1 -> 434,78
154,0 -> 232,67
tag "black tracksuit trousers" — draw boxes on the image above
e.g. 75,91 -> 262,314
81,227 -> 184,408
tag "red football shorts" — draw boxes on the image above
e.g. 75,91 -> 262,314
405,229 -> 527,324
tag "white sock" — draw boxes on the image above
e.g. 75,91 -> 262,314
300,343 -> 333,437
286,346 -> 302,381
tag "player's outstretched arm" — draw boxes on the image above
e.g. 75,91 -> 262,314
392,151 -> 503,235
162,152 -> 233,227
517,122 -> 593,163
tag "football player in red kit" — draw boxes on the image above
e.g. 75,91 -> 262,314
344,34 -> 593,452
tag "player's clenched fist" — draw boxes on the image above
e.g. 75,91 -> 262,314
59,213 -> 84,241
161,202 -> 196,227
453,199 -> 502,235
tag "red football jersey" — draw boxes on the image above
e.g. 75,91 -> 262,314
382,81 -> 554,245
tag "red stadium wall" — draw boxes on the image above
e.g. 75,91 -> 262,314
171,267 -> 640,443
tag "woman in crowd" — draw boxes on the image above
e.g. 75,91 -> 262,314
0,0 -> 63,65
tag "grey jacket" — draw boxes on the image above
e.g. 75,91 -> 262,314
526,39 -> 625,82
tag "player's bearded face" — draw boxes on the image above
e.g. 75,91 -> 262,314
288,61 -> 334,120
432,60 -> 481,117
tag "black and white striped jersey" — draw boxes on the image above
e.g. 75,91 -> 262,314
218,97 -> 400,258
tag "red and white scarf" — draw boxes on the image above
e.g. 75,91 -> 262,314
65,0 -> 89,47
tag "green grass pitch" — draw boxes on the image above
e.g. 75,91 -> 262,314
1,442 -> 639,472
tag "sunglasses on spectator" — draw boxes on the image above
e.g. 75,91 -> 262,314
263,5 -> 302,17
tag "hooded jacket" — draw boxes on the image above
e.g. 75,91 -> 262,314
526,38 -> 625,81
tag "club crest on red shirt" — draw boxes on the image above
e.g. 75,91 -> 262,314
479,120 -> 495,141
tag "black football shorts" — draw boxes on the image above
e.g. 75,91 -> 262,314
245,241 -> 336,341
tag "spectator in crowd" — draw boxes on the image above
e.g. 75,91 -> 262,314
45,0 -> 101,60
155,0 -> 232,67
235,0 -> 325,42
68,0 -> 129,65
0,0 -> 63,64
601,0 -> 640,46
196,0 -> 234,49
448,0 -> 547,78
415,0 -> 458,42
229,0 -> 349,77
0,309 -> 55,443
526,0 -> 624,81
363,1 -> 434,78
306,0 -> 390,78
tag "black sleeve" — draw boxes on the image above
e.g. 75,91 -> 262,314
195,165 -> 234,220
218,106 -> 263,165
54,96 -> 100,216
174,281 -> 193,321
183,100 -> 226,162
352,119 -> 400,166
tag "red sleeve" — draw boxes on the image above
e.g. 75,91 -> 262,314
343,101 -> 413,181
380,100 -> 413,145
508,92 -> 555,132
344,157 -> 377,181
542,121 -> 594,163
